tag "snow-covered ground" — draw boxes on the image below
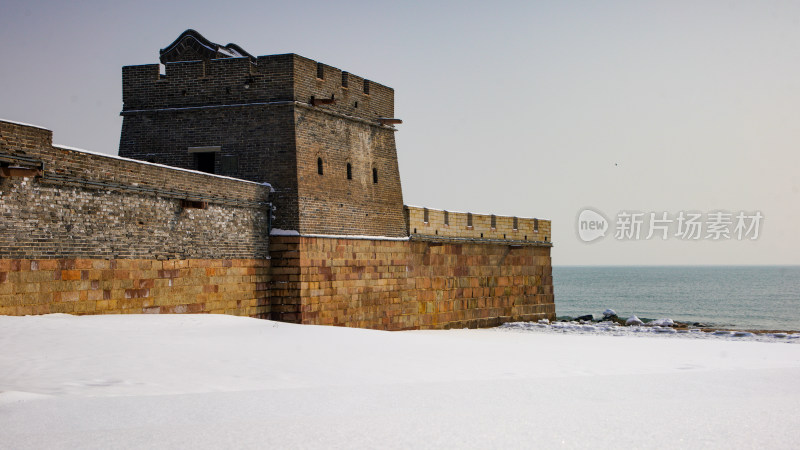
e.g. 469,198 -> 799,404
1,314 -> 799,449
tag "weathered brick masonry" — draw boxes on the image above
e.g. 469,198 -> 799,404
0,120 -> 271,317
266,208 -> 554,330
270,235 -> 553,331
0,30 -> 555,328
119,32 -> 405,237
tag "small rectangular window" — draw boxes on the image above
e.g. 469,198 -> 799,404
316,62 -> 324,79
513,217 -> 518,230
444,210 -> 449,226
372,168 -> 378,184
534,218 -> 539,232
180,199 -> 207,209
467,213 -> 473,227
363,79 -> 370,95
341,71 -> 349,88
423,208 -> 429,224
491,215 -> 497,229
194,152 -> 215,174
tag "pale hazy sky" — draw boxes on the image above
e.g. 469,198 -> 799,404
2,0 -> 798,266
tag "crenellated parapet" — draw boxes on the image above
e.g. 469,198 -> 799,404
121,56 -> 292,111
121,53 -> 394,122
405,206 -> 552,245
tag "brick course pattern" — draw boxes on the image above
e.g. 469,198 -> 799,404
271,235 -> 554,330
0,120 -> 271,317
0,258 -> 269,317
118,37 -> 404,236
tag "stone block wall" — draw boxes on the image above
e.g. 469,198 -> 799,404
271,235 -> 554,330
0,120 -> 271,317
0,258 -> 269,317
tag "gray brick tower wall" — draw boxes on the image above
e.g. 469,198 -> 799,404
119,31 -> 405,236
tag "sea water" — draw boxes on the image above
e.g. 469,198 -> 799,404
553,266 -> 800,331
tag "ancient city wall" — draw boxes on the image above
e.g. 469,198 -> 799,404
270,235 -> 554,330
1,120 -> 554,327
0,120 -> 272,317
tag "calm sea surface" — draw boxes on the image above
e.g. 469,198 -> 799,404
553,266 -> 800,331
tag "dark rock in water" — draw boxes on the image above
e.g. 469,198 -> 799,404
575,314 -> 594,322
692,322 -> 711,328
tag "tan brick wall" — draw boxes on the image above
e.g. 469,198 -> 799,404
295,107 -> 406,237
271,235 -> 554,330
0,258 -> 270,317
406,206 -> 552,243
267,236 -> 302,322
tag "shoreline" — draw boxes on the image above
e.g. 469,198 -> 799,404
504,317 -> 800,343
555,314 -> 800,335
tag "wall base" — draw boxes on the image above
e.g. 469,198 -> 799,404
270,235 -> 554,330
0,258 -> 270,317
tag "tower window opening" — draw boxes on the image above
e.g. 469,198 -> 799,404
467,213 -> 473,227
363,80 -> 370,94
317,157 -> 323,175
534,218 -> 539,232
513,217 -> 518,230
316,62 -> 324,79
342,71 -> 349,88
195,152 -> 215,174
491,215 -> 497,229
444,210 -> 449,226
372,168 -> 378,184
346,163 -> 352,180
423,208 -> 429,224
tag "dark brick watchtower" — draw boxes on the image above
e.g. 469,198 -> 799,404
119,29 -> 405,237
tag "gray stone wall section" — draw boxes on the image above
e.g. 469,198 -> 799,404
119,104 -> 300,231
1,120 -> 271,260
